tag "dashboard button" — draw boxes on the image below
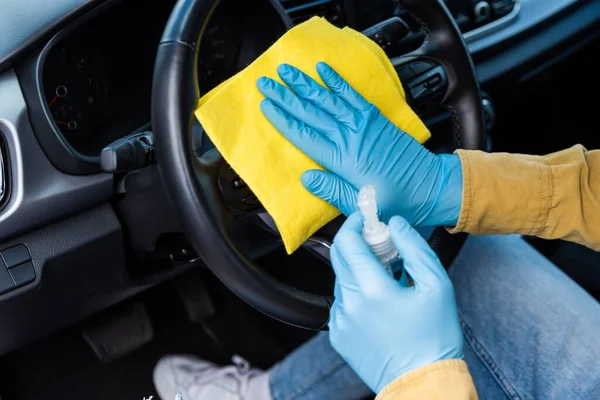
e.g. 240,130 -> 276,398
397,65 -> 415,82
425,75 -> 442,88
1,244 -> 31,268
232,178 -> 246,190
242,194 -> 260,207
410,61 -> 433,77
410,82 -> 429,100
9,261 -> 35,287
397,61 -> 433,82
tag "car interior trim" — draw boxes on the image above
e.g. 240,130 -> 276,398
0,135 -> 9,211
475,0 -> 600,82
0,204 -> 139,356
467,0 -> 591,54
463,0 -> 521,42
0,69 -> 113,243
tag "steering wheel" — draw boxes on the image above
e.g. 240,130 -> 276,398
152,0 -> 485,330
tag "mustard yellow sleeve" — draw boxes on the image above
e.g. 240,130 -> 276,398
449,145 -> 600,251
375,360 -> 478,400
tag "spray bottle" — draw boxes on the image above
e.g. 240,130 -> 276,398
357,184 -> 405,280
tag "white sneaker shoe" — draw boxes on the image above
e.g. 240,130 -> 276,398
153,354 -> 271,400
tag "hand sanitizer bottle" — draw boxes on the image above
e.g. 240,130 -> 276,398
357,185 -> 405,281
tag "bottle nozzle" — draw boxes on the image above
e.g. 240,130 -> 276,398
357,184 -> 381,232
357,185 -> 399,271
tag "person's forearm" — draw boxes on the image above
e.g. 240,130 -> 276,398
376,360 -> 478,400
449,145 -> 600,251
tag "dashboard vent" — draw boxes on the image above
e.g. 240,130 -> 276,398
279,0 -> 344,26
0,134 -> 9,210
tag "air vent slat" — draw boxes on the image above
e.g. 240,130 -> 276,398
279,0 -> 343,27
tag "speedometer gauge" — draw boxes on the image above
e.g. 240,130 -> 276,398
43,43 -> 106,148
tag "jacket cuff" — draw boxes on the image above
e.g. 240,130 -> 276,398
375,360 -> 477,400
448,150 -> 474,234
447,149 -> 553,237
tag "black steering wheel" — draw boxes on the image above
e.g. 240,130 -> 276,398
152,0 -> 485,330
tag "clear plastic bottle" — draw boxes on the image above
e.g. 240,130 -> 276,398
357,185 -> 405,282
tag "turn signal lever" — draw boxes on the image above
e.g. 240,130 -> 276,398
100,131 -> 155,173
362,16 -> 424,58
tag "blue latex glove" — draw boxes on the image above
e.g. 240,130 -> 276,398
257,62 -> 463,227
329,212 -> 464,393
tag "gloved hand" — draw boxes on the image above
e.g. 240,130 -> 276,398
328,212 -> 463,393
257,62 -> 463,227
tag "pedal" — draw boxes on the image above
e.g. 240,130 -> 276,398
82,302 -> 153,362
173,271 -> 215,324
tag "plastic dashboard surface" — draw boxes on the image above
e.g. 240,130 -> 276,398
0,0 -> 106,71
0,69 -> 113,244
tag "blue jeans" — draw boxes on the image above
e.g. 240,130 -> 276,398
269,235 -> 600,400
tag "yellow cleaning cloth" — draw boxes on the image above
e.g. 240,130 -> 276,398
195,17 -> 430,254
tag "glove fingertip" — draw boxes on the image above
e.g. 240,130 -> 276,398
302,171 -> 330,199
300,170 -> 319,188
316,61 -> 332,75
333,228 -> 370,257
277,63 -> 294,76
345,211 -> 364,226
388,216 -> 410,231
259,97 -> 272,110
256,76 -> 269,88
389,216 -> 429,252
317,62 -> 338,84
259,98 -> 277,115
256,76 -> 271,89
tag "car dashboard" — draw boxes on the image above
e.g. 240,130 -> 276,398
11,0 -> 599,171
13,0 -> 597,169
21,0 -> 288,165
0,0 -> 598,357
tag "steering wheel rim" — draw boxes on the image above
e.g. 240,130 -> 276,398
151,0 -> 485,330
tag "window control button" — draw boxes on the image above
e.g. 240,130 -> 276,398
9,261 -> 35,287
1,244 -> 31,268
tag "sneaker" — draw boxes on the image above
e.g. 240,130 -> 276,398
153,354 -> 270,400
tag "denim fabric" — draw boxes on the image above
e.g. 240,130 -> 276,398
269,235 -> 600,400
451,235 -> 600,399
269,330 -> 370,400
